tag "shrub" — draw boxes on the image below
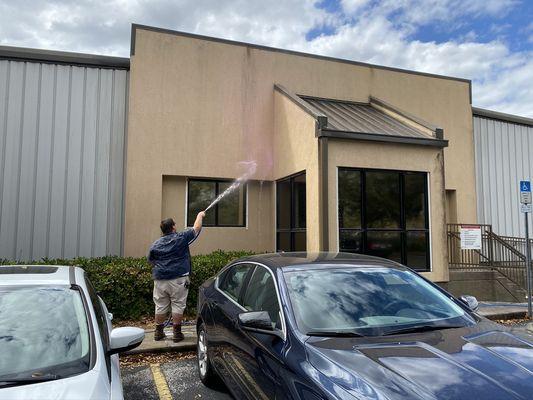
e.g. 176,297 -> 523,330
1,250 -> 253,320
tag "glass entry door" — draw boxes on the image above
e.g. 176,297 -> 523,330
276,172 -> 306,252
338,168 -> 429,271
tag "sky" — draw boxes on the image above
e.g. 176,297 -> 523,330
0,0 -> 532,116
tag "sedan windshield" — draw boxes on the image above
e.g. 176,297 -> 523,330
283,267 -> 474,336
0,286 -> 91,382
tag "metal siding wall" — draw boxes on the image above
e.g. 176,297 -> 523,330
474,115 -> 533,237
0,60 -> 127,261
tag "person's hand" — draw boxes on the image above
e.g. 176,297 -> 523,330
198,211 -> 206,219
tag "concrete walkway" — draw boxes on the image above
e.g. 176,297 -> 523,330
478,301 -> 529,320
125,303 -> 533,355
125,325 -> 197,355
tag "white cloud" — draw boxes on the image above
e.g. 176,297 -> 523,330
0,0 -> 530,117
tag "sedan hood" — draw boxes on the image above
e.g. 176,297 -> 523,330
305,323 -> 533,400
0,369 -> 109,400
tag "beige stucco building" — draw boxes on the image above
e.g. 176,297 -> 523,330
124,24 -> 477,282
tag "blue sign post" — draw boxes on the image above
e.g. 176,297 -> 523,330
520,180 -> 532,318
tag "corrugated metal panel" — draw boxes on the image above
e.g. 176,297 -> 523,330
474,115 -> 533,237
0,59 -> 127,261
300,96 -> 431,139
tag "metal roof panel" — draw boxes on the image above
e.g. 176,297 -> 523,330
300,96 -> 433,140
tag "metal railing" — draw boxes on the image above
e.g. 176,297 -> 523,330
447,223 -> 532,290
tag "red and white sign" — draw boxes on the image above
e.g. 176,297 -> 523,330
460,225 -> 482,250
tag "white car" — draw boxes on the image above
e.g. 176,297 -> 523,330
0,265 -> 145,399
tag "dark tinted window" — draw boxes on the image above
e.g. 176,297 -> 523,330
293,174 -> 306,229
338,169 -> 429,271
219,264 -> 252,302
218,182 -> 245,226
242,267 -> 281,329
0,286 -> 90,380
405,173 -> 427,229
187,179 -> 246,227
276,172 -> 306,251
366,231 -> 402,263
187,180 -> 216,226
366,171 -> 400,229
277,179 -> 291,230
338,169 -> 361,229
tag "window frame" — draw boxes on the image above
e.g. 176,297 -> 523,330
215,261 -> 287,340
338,167 -> 430,271
276,171 -> 306,252
186,178 -> 247,227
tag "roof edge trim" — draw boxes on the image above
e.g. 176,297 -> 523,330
0,45 -> 130,69
370,96 -> 444,139
274,84 -> 328,128
320,129 -> 449,148
130,24 -> 471,84
473,107 -> 533,127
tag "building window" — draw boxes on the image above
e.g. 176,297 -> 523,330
338,168 -> 429,271
277,172 -> 306,252
187,179 -> 246,227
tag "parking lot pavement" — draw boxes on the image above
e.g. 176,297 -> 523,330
122,359 -> 232,400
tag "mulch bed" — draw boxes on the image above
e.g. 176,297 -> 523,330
494,318 -> 530,326
119,351 -> 196,369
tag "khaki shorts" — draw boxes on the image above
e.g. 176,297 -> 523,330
153,276 -> 190,315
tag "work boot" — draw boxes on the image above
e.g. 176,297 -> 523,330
154,324 -> 166,341
173,324 -> 184,343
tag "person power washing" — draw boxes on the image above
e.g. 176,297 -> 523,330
147,211 -> 206,342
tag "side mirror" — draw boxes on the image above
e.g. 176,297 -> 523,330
238,311 -> 282,338
108,327 -> 145,355
459,295 -> 479,312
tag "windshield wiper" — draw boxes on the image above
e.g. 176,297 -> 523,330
306,330 -> 365,337
0,374 -> 60,387
382,324 -> 464,336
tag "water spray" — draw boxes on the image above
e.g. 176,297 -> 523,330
205,161 -> 257,212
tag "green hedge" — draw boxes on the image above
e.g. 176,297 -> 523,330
1,250 -> 252,320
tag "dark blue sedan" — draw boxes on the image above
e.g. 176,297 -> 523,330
195,252 -> 533,399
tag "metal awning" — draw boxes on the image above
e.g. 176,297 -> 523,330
299,95 -> 447,147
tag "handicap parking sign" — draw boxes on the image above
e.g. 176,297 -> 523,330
521,181 -> 531,204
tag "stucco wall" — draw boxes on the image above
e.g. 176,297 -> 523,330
274,90 -> 320,251
327,140 -> 448,282
125,26 -> 475,257
161,176 -> 274,255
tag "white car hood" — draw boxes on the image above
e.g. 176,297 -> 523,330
0,369 -> 109,400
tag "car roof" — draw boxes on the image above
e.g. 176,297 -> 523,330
0,265 -> 76,286
235,252 -> 406,271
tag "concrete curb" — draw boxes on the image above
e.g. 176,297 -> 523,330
482,311 -> 527,321
125,343 -> 197,355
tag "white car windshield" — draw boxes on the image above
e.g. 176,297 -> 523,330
0,286 -> 91,382
283,267 -> 475,336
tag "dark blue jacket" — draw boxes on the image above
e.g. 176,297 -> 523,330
147,229 -> 195,280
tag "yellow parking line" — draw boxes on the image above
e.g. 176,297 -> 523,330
150,363 -> 173,400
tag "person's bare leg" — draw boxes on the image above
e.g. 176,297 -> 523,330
172,313 -> 184,342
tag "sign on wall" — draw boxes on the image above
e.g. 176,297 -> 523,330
520,180 -> 531,204
460,225 -> 482,250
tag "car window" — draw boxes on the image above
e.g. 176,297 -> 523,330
242,267 -> 282,330
0,286 -> 91,382
284,267 -> 474,336
85,277 -> 112,380
218,264 -> 252,303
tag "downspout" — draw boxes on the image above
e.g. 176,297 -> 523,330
316,117 -> 329,251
